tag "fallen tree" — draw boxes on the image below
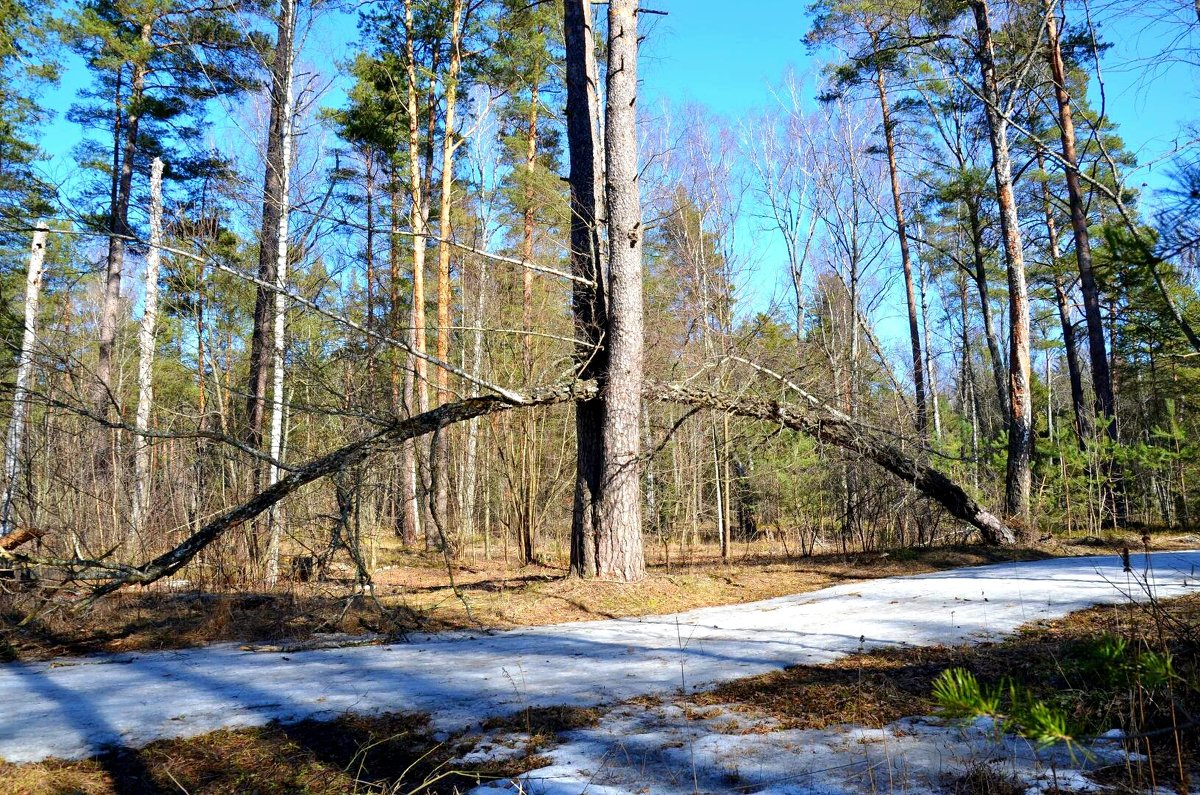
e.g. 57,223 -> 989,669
645,383 -> 1016,546
7,377 -> 1014,600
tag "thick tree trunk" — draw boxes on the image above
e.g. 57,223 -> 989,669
596,0 -> 646,582
1,226 -> 48,538
246,7 -> 294,450
130,158 -> 164,548
972,0 -> 1033,522
564,0 -> 607,578
873,55 -> 927,439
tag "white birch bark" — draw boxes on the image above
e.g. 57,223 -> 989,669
0,226 -> 48,538
264,0 -> 296,587
130,157 -> 164,547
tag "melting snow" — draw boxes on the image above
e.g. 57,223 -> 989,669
468,703 -> 1144,795
0,550 -> 1194,767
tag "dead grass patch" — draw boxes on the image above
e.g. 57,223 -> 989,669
1,542 -> 1067,661
0,711 -> 539,795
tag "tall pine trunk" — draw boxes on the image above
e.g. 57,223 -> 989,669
95,25 -> 151,414
596,0 -> 645,581
972,0 -> 1033,522
872,50 -> 927,439
433,0 -> 464,552
1037,148 -> 1090,446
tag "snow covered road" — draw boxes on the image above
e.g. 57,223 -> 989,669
1,550 -> 1197,763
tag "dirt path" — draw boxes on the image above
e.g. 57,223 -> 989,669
1,550 -> 1196,764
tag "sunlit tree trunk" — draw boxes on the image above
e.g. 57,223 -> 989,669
1,226 -> 48,538
433,0 -> 464,552
872,48 -> 927,439
264,0 -> 296,587
596,0 -> 646,581
131,157 -> 164,548
972,0 -> 1033,522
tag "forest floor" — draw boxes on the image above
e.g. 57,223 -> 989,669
0,549 -> 1197,794
3,531 -> 1195,662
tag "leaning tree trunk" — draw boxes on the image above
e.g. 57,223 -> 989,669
972,0 -> 1033,523
564,0 -> 608,578
596,0 -> 646,582
77,377 -> 1015,602
130,157 -> 164,549
645,383 -> 1016,546
264,0 -> 296,588
1,226 -> 48,538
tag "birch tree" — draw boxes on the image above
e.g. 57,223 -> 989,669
264,0 -> 296,587
0,225 -> 47,538
130,157 -> 164,548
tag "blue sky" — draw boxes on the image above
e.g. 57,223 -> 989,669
37,0 -> 1196,198
34,0 -> 1198,345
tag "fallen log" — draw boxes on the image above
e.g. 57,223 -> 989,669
75,382 -> 594,602
23,376 -> 1011,602
646,382 -> 1016,546
0,526 -> 46,551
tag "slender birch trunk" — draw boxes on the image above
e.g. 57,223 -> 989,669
264,0 -> 296,587
130,157 -> 164,547
1,226 -> 48,538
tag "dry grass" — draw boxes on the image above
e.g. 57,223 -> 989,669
2,579 -> 1196,793
691,592 -> 1200,791
0,711 -> 548,795
1,540 -> 1063,661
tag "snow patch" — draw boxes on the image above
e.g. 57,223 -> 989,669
0,551 -> 1194,763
